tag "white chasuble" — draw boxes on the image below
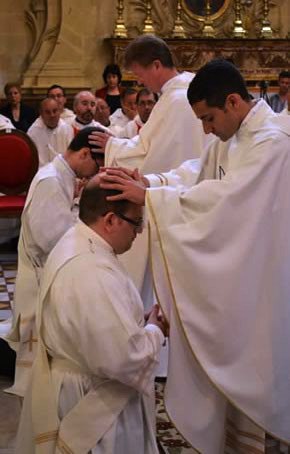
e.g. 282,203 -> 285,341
4,155 -> 76,397
146,100 -> 290,452
16,221 -> 163,454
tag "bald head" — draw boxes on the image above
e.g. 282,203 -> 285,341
40,97 -> 60,129
74,91 -> 97,124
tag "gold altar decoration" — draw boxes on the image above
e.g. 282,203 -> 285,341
181,0 -> 231,22
260,0 -> 273,38
172,0 -> 186,39
142,0 -> 156,35
232,0 -> 246,38
202,1 -> 215,38
113,0 -> 128,38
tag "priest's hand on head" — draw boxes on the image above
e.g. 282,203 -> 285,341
146,305 -> 169,337
100,168 -> 146,205
88,130 -> 112,153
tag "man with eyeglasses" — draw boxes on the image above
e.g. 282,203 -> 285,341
117,88 -> 158,139
47,84 -> 75,125
16,182 -> 167,454
5,127 -> 101,398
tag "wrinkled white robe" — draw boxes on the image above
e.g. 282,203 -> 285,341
108,108 -> 131,136
60,108 -> 75,125
0,113 -> 15,130
27,117 -> 74,167
16,221 -> 163,454
5,155 -> 76,397
145,100 -> 290,452
116,114 -> 144,138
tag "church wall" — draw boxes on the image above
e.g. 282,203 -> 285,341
0,0 -> 289,97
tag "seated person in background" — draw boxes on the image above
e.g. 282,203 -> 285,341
95,63 -> 122,114
27,98 -> 73,167
95,97 -> 111,127
5,127 -> 101,398
269,70 -> 290,113
47,84 -> 75,125
16,181 -> 166,454
0,113 -> 15,130
0,82 -> 37,132
109,87 -> 137,136
71,91 -> 110,135
118,88 -> 158,138
280,90 -> 290,116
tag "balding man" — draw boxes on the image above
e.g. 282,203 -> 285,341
71,90 -> 109,135
27,98 -> 73,167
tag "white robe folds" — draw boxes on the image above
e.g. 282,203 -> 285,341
28,117 -> 73,167
60,108 -> 75,125
5,155 -> 76,397
71,118 -> 110,136
16,221 -> 163,454
0,113 -> 15,130
116,114 -> 144,138
107,72 -> 205,301
108,108 -> 131,136
146,100 -> 290,452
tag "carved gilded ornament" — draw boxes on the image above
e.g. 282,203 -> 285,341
181,0 -> 232,22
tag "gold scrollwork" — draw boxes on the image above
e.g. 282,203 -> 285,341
181,0 -> 232,22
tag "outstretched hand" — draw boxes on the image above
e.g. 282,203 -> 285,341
99,168 -> 147,205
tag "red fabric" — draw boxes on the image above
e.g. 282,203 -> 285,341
0,195 -> 26,213
95,86 -> 108,99
0,135 -> 33,188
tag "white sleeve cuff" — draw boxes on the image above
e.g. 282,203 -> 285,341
145,323 -> 165,345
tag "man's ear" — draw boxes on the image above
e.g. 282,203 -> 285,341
79,147 -> 90,160
103,212 -> 118,232
225,93 -> 240,110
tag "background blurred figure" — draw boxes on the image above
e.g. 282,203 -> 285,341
95,64 -> 122,114
109,88 -> 137,136
71,91 -> 110,136
95,97 -> 111,127
28,98 -> 73,167
269,70 -> 290,113
47,84 -> 75,125
0,82 -> 37,132
119,88 -> 158,138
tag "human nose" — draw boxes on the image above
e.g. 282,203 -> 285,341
202,122 -> 213,135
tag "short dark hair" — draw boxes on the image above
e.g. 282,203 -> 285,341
120,87 -> 137,101
124,35 -> 174,69
187,59 -> 251,108
4,82 -> 22,97
136,88 -> 158,104
102,64 -> 122,85
47,84 -> 66,97
68,126 -> 103,152
279,71 -> 290,79
79,185 -> 131,225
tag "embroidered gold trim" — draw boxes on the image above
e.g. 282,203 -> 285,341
146,192 -> 286,446
35,430 -> 58,444
16,360 -> 33,367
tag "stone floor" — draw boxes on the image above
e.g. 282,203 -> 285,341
0,377 -> 21,454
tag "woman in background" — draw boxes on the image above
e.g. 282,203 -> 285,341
95,64 -> 122,114
0,82 -> 37,132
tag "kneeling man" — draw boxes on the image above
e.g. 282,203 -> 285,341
16,181 -> 167,454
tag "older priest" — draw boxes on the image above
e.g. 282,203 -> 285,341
16,183 -> 166,454
100,60 -> 290,453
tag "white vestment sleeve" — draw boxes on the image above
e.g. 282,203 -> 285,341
27,178 -> 75,259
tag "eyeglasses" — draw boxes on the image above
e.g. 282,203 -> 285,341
115,212 -> 144,230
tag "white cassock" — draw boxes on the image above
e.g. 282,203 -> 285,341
108,107 -> 130,136
145,99 -> 290,453
105,72 -> 206,375
0,113 -> 15,130
60,107 -> 75,125
16,221 -> 164,454
116,114 -> 144,139
27,117 -> 73,167
5,155 -> 76,397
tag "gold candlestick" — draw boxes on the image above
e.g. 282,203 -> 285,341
202,0 -> 215,38
113,0 -> 128,38
172,0 -> 186,39
260,0 -> 273,38
232,0 -> 246,38
142,0 -> 155,35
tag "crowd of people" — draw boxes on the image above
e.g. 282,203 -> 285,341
0,34 -> 290,454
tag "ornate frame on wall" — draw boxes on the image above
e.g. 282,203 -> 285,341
181,0 -> 232,22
